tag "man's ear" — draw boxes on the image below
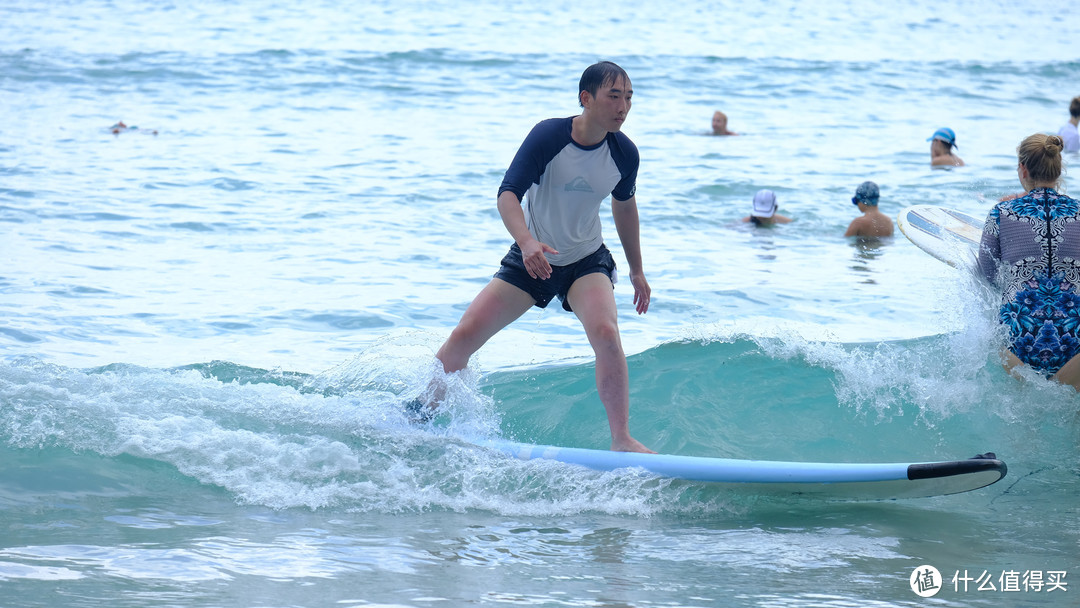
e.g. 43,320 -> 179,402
579,90 -> 591,109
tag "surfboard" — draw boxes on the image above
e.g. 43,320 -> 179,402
897,205 -> 984,272
475,439 -> 1007,500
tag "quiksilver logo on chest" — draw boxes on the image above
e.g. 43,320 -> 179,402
564,177 -> 594,193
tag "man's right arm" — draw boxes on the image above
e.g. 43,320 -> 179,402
844,217 -> 863,237
497,190 -> 556,280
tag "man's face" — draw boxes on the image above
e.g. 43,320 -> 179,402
585,76 -> 632,132
712,112 -> 727,134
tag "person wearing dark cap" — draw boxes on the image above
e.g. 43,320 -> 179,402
928,127 -> 964,167
844,181 -> 893,237
741,189 -> 791,226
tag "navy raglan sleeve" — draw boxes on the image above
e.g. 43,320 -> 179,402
498,118 -> 570,201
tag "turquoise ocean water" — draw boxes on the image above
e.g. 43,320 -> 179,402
2,1 -> 1079,606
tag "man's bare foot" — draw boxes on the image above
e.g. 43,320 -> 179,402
611,437 -> 656,454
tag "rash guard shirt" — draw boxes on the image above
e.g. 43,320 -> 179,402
498,117 -> 639,266
977,187 -> 1080,374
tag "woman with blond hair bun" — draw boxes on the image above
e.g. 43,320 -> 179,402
978,133 -> 1080,388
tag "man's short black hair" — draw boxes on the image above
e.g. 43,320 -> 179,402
579,61 -> 629,108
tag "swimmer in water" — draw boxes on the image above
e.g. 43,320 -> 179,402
844,181 -> 893,238
742,189 -> 791,226
711,111 -> 738,136
928,127 -> 964,167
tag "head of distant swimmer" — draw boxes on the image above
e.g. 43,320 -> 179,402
579,61 -> 630,108
750,189 -> 778,221
851,181 -> 880,207
712,111 -> 729,134
1017,133 -> 1065,189
928,127 -> 957,154
1070,96 -> 1080,119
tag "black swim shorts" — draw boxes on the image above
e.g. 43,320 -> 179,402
493,243 -> 616,312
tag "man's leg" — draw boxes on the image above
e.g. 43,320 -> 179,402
408,279 -> 534,422
436,278 -> 535,373
566,273 -> 653,453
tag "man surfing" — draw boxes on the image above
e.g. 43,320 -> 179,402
419,61 -> 654,454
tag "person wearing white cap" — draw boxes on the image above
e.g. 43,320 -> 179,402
928,127 -> 965,167
844,181 -> 893,238
742,189 -> 791,226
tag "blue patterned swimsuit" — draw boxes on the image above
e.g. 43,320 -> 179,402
977,188 -> 1080,375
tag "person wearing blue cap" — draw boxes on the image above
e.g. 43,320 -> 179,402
928,127 -> 964,167
844,181 -> 893,238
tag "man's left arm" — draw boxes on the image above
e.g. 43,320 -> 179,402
612,195 -> 650,315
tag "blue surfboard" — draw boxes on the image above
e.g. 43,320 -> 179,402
474,439 -> 1007,500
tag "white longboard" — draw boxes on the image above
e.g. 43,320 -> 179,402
897,205 -> 983,272
475,439 -> 1007,500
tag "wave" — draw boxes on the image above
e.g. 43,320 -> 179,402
2,329 -> 1077,515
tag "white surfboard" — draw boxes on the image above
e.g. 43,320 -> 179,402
897,205 -> 984,272
475,439 -> 1007,500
